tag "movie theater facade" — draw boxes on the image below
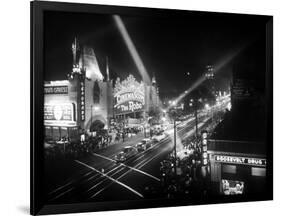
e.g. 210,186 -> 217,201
44,40 -> 113,141
44,39 -> 159,141
113,74 -> 160,128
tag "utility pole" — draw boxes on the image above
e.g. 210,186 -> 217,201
90,105 -> 93,136
174,119 -> 177,175
195,102 -> 198,139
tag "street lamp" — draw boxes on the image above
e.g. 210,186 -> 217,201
173,119 -> 177,175
169,108 -> 179,175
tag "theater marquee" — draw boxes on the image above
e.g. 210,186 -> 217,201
214,155 -> 266,167
114,75 -> 145,114
44,103 -> 76,126
44,85 -> 68,94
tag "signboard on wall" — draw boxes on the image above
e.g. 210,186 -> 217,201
79,81 -> 85,121
114,75 -> 145,115
44,103 -> 76,126
44,86 -> 68,94
115,97 -> 144,114
215,155 -> 266,167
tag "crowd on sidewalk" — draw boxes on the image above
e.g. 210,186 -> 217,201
44,126 -> 144,160
158,135 -> 209,199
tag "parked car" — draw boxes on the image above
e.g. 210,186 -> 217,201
115,146 -> 138,162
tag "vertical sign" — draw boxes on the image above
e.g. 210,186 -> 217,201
201,130 -> 208,165
80,80 -> 85,121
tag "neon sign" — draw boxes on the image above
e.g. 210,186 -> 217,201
114,75 -> 145,114
215,155 -> 266,167
115,91 -> 144,106
79,81 -> 85,121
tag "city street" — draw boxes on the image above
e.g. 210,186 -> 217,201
46,113 -> 213,204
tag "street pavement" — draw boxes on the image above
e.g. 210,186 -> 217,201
46,114 -> 212,204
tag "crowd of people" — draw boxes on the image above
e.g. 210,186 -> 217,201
44,126 -> 144,160
159,135 -> 209,199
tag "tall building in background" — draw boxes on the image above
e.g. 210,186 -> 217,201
44,38 -> 113,141
205,65 -> 216,96
148,73 -> 160,111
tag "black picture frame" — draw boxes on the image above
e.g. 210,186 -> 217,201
31,1 -> 273,215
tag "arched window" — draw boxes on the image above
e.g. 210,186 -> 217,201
93,81 -> 100,104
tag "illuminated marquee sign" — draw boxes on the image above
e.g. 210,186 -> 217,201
44,103 -> 76,126
79,81 -> 85,121
44,86 -> 68,94
114,75 -> 145,114
215,155 -> 266,167
201,130 -> 208,165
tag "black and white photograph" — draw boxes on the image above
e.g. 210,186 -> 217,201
42,8 -> 271,204
30,1 -> 273,215
1,0 -> 281,215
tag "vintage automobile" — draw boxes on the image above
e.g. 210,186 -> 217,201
115,146 -> 138,162
152,132 -> 166,142
136,138 -> 153,152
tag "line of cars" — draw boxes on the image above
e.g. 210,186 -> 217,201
114,133 -> 168,162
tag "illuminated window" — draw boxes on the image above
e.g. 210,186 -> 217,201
222,165 -> 236,174
251,167 -> 266,177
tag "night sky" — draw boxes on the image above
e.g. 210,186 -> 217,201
44,9 -> 267,98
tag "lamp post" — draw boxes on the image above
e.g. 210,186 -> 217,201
169,108 -> 178,175
173,119 -> 177,175
189,99 -> 198,139
195,103 -> 198,139
90,105 -> 93,136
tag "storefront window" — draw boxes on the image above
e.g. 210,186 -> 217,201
60,127 -> 68,139
69,127 -> 79,141
251,167 -> 266,177
222,164 -> 237,174
52,127 -> 60,140
45,126 -> 52,140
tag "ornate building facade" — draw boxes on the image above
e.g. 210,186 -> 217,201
44,38 -> 113,141
113,74 -> 160,127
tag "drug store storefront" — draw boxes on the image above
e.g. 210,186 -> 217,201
207,140 -> 267,197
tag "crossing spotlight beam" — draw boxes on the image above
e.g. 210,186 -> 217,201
113,15 -> 151,85
167,47 -> 242,111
